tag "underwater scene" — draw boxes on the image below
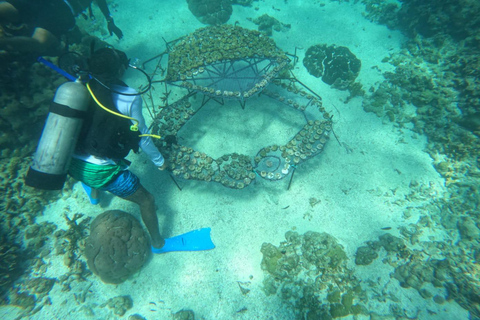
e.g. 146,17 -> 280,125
1,0 -> 480,319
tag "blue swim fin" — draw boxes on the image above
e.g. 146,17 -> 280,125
152,228 -> 215,254
81,182 -> 99,205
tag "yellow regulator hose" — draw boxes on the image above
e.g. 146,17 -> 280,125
86,82 -> 161,139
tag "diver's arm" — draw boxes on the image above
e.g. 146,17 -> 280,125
114,90 -> 165,167
94,0 -> 111,19
95,0 -> 123,39
0,27 -> 60,55
129,95 -> 165,167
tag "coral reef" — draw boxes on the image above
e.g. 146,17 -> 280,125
0,156 -> 65,241
261,231 -> 368,319
0,233 -> 25,298
357,1 -> 480,317
303,44 -> 361,90
247,14 -> 291,36
173,309 -> 196,320
355,225 -> 480,316
25,222 -> 57,251
397,0 -> 480,40
85,210 -> 151,284
0,120 -> 78,317
361,0 -> 400,29
186,0 -> 232,25
0,58 -> 64,160
100,295 -> 133,316
54,213 -> 92,291
354,245 -> 378,266
7,275 -> 57,317
232,0 -> 255,6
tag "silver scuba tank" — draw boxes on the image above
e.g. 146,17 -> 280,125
26,79 -> 90,190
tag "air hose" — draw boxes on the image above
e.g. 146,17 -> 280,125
86,82 -> 161,139
37,57 -> 77,81
37,56 -> 160,140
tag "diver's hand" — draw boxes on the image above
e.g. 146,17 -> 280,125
107,18 -> 123,39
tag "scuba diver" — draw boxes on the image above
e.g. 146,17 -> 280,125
0,0 -> 122,56
26,46 -> 215,254
67,47 -> 167,250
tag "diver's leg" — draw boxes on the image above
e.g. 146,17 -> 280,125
31,27 -> 62,55
123,184 -> 165,249
0,2 -> 19,23
90,188 -> 98,199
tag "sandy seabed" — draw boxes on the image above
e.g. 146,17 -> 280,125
0,0 -> 469,319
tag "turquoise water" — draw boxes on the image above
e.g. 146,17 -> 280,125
1,0 -> 479,319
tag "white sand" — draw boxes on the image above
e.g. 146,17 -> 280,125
4,1 -> 469,319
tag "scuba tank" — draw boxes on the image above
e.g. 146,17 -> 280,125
26,49 -> 155,190
26,79 -> 90,190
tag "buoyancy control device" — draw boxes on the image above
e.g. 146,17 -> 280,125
26,80 -> 90,190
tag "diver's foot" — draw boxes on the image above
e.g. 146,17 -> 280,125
151,238 -> 165,253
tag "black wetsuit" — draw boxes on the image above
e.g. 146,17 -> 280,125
6,0 -> 76,38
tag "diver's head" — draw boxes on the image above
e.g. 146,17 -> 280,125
88,47 -> 129,82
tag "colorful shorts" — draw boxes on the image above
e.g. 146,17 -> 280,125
69,158 -> 140,199
100,170 -> 140,199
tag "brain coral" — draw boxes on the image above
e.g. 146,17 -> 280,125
303,44 -> 361,89
187,0 -> 232,25
85,210 -> 150,284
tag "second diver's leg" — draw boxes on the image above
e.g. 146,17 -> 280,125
0,2 -> 19,23
123,184 -> 165,249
